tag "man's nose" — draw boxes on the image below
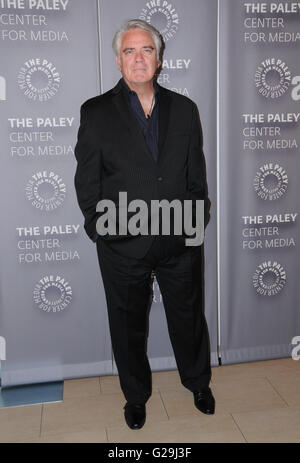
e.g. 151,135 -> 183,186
135,50 -> 144,61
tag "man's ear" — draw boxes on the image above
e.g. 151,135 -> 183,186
116,56 -> 121,72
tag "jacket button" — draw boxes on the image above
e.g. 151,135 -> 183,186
157,176 -> 163,181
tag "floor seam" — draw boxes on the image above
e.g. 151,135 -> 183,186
158,389 -> 170,420
265,376 -> 290,406
230,413 -> 248,443
40,403 -> 44,438
99,377 -> 103,394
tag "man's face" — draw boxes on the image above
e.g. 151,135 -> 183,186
116,28 -> 160,87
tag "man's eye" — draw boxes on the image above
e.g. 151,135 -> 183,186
143,48 -> 153,55
124,50 -> 133,55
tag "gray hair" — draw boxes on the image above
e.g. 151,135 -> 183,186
112,19 -> 162,60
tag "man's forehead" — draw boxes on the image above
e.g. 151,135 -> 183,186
121,29 -> 156,47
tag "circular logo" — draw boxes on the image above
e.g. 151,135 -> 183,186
253,261 -> 286,296
33,275 -> 72,313
17,58 -> 61,101
253,163 -> 288,200
139,0 -> 179,42
254,58 -> 291,98
25,170 -> 66,211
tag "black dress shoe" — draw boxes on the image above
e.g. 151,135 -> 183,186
193,387 -> 215,415
124,403 -> 146,429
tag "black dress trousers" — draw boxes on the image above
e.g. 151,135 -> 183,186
96,234 -> 212,405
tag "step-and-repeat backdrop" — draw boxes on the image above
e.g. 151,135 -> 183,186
219,0 -> 300,362
1,0 -> 299,387
0,0 -> 218,386
0,0 -> 113,386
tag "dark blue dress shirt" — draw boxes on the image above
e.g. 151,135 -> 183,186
121,78 -> 159,163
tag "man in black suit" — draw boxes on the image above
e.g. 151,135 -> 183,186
74,19 -> 215,430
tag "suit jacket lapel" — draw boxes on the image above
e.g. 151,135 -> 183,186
157,85 -> 171,163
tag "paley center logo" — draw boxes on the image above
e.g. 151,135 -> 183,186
18,58 -> 61,101
25,170 -> 66,211
139,0 -> 179,41
254,58 -> 291,98
96,192 -> 204,246
33,275 -> 72,313
253,163 -> 288,201
253,260 -> 286,296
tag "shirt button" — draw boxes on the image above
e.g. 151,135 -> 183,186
157,176 -> 163,181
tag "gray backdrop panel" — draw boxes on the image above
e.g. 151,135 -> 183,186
219,0 -> 300,363
0,0 -> 112,386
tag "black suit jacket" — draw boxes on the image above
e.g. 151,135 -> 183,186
74,79 -> 210,259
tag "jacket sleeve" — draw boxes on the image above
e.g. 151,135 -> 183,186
187,103 -> 211,230
74,104 -> 102,242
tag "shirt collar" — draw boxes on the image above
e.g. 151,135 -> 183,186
121,77 -> 159,97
